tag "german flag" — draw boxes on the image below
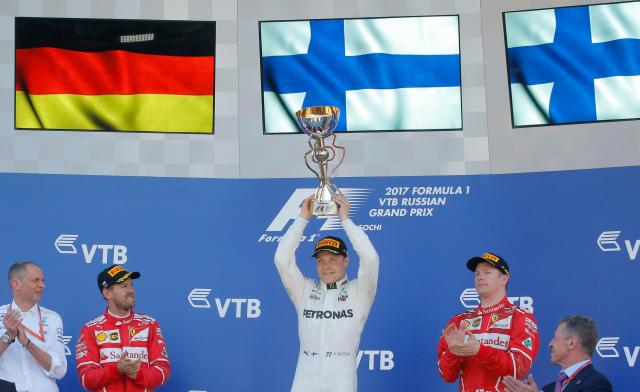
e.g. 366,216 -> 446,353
15,17 -> 215,134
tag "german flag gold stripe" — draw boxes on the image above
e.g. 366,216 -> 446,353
16,91 -> 213,133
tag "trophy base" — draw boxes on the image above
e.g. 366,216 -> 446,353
312,200 -> 339,216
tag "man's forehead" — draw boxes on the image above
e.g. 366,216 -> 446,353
475,263 -> 497,272
112,278 -> 133,287
24,264 -> 43,276
316,251 -> 342,259
554,323 -> 570,337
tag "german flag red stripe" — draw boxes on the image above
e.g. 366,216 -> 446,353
16,47 -> 214,95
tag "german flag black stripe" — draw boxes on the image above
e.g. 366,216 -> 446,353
15,17 -> 215,56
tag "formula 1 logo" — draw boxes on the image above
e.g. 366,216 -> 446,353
55,234 -> 78,254
188,288 -> 212,309
265,188 -> 372,232
459,288 -> 534,313
597,337 -> 640,367
597,231 -> 639,261
62,335 -> 73,356
55,234 -> 128,264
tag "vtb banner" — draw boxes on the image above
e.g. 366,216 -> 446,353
0,167 -> 637,391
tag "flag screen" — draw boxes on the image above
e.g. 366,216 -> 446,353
15,17 -> 215,134
504,2 -> 640,127
259,16 -> 462,134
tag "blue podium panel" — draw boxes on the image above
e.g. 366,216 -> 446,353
0,167 -> 637,390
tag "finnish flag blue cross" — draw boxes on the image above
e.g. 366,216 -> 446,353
260,16 -> 462,133
505,2 -> 640,126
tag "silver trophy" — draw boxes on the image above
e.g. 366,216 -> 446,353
295,106 -> 345,216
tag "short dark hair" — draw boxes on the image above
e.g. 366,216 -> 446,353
8,261 -> 40,286
560,315 -> 598,357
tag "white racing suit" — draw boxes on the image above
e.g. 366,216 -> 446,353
275,217 -> 379,392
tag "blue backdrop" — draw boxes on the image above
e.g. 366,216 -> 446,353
0,166 -> 638,391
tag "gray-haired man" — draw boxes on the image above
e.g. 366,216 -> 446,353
503,315 -> 612,392
0,261 -> 67,392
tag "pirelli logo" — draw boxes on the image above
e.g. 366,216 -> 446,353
482,253 -> 500,263
108,266 -> 124,277
316,239 -> 340,249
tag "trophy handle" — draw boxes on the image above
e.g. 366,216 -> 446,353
327,133 -> 345,180
304,139 -> 322,181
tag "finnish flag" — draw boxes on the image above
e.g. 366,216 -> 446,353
505,2 -> 640,126
260,16 -> 461,133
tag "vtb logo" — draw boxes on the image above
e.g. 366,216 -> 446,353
188,288 -> 261,319
265,188 -> 372,232
597,231 -> 639,261
460,288 -> 534,313
597,337 -> 639,367
357,350 -> 395,371
55,234 -> 128,265
459,288 -> 481,309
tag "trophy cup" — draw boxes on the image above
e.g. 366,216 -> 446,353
295,106 -> 345,216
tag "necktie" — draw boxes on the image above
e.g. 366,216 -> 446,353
554,372 -> 569,392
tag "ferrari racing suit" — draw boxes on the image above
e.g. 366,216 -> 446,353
437,297 -> 539,392
75,310 -> 170,391
275,217 -> 379,392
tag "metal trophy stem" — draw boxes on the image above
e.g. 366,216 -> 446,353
295,106 -> 345,216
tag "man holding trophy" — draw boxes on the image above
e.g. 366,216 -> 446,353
274,106 -> 380,392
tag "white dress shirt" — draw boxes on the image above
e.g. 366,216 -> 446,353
0,300 -> 67,392
562,358 -> 591,378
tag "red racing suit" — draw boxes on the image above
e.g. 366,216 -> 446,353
437,297 -> 539,392
75,310 -> 170,391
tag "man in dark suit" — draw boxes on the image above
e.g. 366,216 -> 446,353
503,315 -> 612,392
0,379 -> 17,392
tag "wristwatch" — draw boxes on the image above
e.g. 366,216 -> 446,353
1,333 -> 15,345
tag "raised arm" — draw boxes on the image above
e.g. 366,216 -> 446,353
130,321 -> 170,388
40,312 -> 67,379
335,195 -> 379,309
274,196 -> 312,310
76,325 -> 123,389
437,318 -> 464,383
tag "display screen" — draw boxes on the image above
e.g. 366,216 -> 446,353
259,16 -> 462,134
15,17 -> 216,134
504,1 -> 640,127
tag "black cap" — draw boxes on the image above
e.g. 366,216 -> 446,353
466,252 -> 510,275
97,265 -> 141,292
312,236 -> 348,257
